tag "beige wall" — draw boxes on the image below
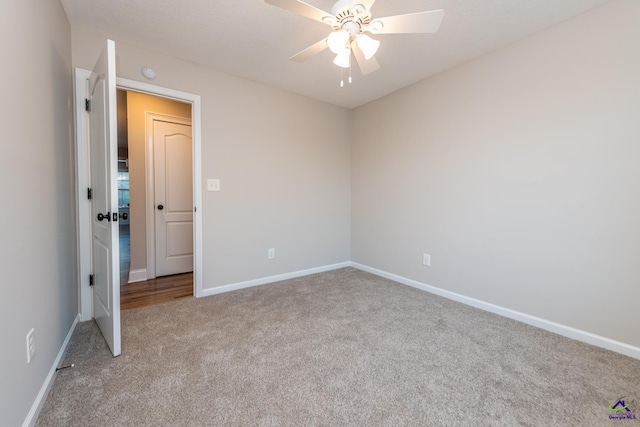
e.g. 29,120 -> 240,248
352,0 -> 640,348
72,27 -> 352,289
126,92 -> 192,274
0,0 -> 76,425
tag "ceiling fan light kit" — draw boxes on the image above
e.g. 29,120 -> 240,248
356,34 -> 380,60
334,47 -> 351,68
265,0 -> 444,85
327,29 -> 350,54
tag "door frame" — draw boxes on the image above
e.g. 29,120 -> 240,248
74,70 -> 204,321
145,113 -> 193,280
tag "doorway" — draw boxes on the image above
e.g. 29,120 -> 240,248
116,89 -> 194,309
75,64 -> 204,348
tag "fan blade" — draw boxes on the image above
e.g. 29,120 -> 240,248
290,38 -> 329,62
353,45 -> 380,75
370,9 -> 444,34
265,0 -> 332,24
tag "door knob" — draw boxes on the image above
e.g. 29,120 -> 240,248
119,212 -> 128,220
97,212 -> 111,222
157,204 -> 164,211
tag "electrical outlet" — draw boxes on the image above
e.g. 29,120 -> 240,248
268,248 -> 275,260
422,253 -> 431,267
26,328 -> 35,364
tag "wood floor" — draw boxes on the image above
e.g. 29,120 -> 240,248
119,224 -> 193,310
120,273 -> 193,310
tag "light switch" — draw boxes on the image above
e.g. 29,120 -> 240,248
207,179 -> 221,192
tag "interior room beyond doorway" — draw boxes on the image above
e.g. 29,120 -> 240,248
117,89 -> 194,308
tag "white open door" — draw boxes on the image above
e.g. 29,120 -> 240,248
89,40 -> 121,356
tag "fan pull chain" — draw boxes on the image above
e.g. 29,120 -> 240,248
339,50 -> 354,88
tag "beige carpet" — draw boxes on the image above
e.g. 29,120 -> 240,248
36,268 -> 640,426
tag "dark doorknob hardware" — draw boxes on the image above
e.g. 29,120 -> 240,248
97,212 -> 111,222
157,205 -> 164,211
119,212 -> 128,220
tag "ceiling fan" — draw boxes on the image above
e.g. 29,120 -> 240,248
265,0 -> 444,78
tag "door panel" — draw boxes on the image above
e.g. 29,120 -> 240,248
90,39 -> 121,357
93,239 -> 110,306
154,120 -> 193,277
165,135 -> 193,211
166,222 -> 194,256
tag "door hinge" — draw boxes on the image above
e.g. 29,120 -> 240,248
85,98 -> 91,112
89,274 -> 94,287
87,188 -> 93,200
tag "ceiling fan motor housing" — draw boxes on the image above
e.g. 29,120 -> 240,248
331,0 -> 354,15
331,5 -> 372,34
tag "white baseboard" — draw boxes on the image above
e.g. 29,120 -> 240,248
200,262 -> 351,298
128,269 -> 148,284
351,262 -> 640,361
23,314 -> 80,427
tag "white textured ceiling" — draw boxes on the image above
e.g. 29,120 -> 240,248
61,0 -> 613,109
